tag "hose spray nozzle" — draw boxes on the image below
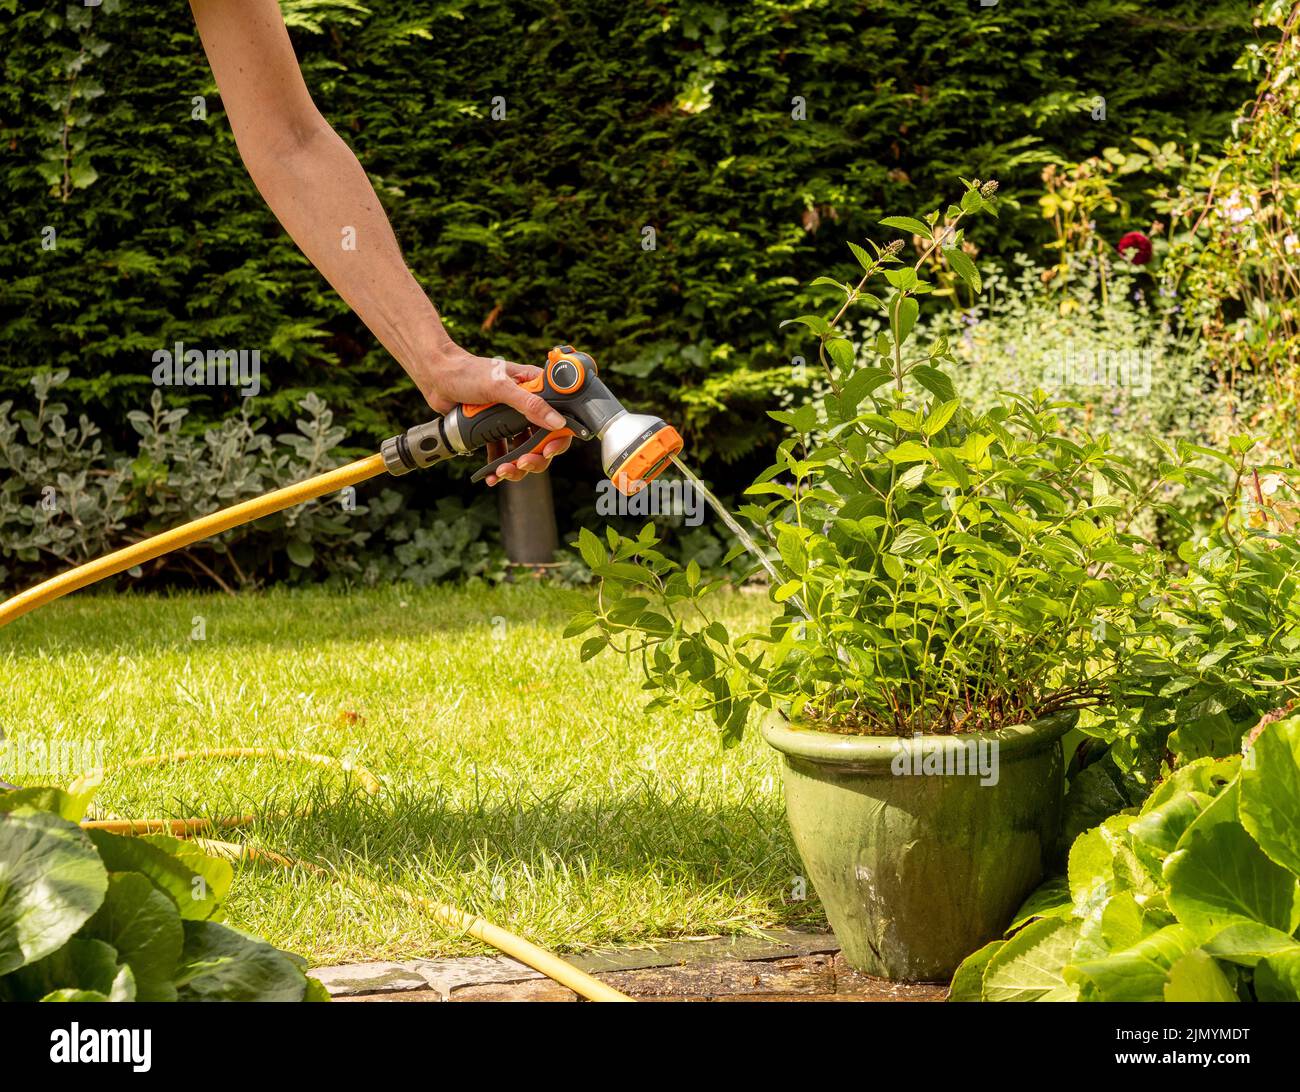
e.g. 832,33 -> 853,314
381,346 -> 682,496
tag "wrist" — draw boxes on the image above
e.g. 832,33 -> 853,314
406,329 -> 459,404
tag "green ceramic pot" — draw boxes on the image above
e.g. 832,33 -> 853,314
761,708 -> 1075,982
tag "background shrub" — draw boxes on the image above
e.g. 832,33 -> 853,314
0,0 -> 1259,588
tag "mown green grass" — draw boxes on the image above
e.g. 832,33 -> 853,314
0,583 -> 821,965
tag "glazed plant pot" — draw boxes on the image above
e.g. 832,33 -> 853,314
761,708 -> 1076,982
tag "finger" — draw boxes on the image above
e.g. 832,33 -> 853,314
540,435 -> 572,459
515,452 -> 551,473
503,360 -> 543,381
493,461 -> 526,483
494,376 -> 565,431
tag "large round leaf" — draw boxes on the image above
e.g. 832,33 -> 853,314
87,830 -> 227,921
982,917 -> 1081,1002
1163,949 -> 1239,1002
1240,715 -> 1300,878
175,921 -> 310,1002
82,871 -> 184,1002
1066,924 -> 1198,1002
1165,784 -> 1300,942
0,807 -> 107,974
6,937 -> 136,1001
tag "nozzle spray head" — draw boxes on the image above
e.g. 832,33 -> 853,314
598,411 -> 684,496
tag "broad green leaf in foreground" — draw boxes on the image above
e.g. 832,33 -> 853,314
982,917 -> 1081,1001
947,938 -> 1003,1002
1240,715 -> 1300,878
82,871 -> 184,1002
0,785 -> 95,824
1164,785 -> 1300,942
87,830 -> 226,922
175,921 -> 312,1002
5,937 -> 136,1001
0,807 -> 107,975
1066,924 -> 1198,1002
1163,948 -> 1239,1002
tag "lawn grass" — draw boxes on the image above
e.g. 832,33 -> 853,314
0,582 -> 823,965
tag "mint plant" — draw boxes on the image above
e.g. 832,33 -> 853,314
570,180 -> 1238,744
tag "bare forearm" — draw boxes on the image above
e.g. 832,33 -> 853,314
190,0 -> 569,480
244,118 -> 450,394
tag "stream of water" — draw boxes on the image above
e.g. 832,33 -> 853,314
669,454 -> 812,622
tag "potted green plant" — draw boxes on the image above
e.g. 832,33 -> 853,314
567,179 -> 1227,981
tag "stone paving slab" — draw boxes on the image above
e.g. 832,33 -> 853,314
314,931 -> 948,1003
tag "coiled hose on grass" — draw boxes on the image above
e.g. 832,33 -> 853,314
0,459 -> 632,1003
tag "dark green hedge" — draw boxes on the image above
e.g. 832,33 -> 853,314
0,0 -> 1253,477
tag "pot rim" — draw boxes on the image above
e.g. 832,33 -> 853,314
760,706 -> 1078,769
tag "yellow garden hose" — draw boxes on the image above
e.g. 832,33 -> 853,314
0,461 -> 633,1003
0,454 -> 386,628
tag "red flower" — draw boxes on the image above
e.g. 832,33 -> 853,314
1116,231 -> 1153,265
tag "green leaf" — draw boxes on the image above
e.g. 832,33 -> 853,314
1007,874 -> 1073,932
69,162 -> 99,190
780,314 -> 832,337
562,611 -> 598,638
1164,785 -> 1300,943
174,920 -> 311,1001
1065,924 -> 1198,1002
923,399 -> 960,437
910,365 -> 957,403
839,366 -> 894,408
1203,922 -> 1300,967
81,871 -> 184,1002
1256,948 -> 1300,1001
42,988 -> 109,1002
1240,714 -> 1300,876
87,830 -> 223,922
0,785 -> 95,823
846,241 -> 873,271
1129,789 -> 1214,861
286,539 -> 315,567
1068,815 -> 1156,915
982,916 -> 1080,1001
889,295 -> 919,346
0,807 -> 107,975
878,215 -> 931,239
774,580 -> 803,603
947,938 -> 1003,1001
147,836 -> 233,909
824,337 -> 855,371
943,247 -> 981,292
6,937 -> 135,1002
884,441 -> 932,464
577,527 -> 608,570
1163,948 -> 1239,1001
